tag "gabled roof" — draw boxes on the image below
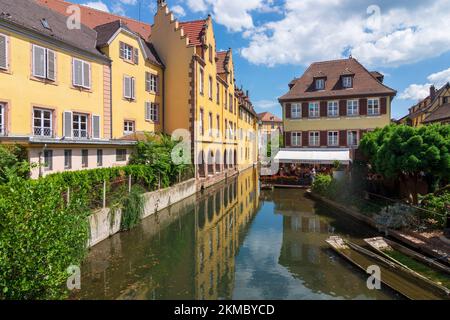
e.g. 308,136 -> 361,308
179,19 -> 208,46
216,50 -> 230,74
258,112 -> 282,123
423,103 -> 450,123
0,0 -> 104,58
36,0 -> 152,39
279,58 -> 397,101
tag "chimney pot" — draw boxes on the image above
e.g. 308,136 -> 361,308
430,85 -> 436,100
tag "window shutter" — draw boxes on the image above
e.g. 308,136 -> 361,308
320,101 -> 327,117
83,62 -> 91,88
145,72 -> 150,92
302,131 -> 309,147
73,59 -> 82,86
47,49 -> 56,81
360,98 -> 367,116
320,131 -> 327,146
33,45 -> 46,78
339,100 -> 347,116
119,42 -> 125,59
124,77 -> 130,98
339,130 -> 347,146
155,75 -> 159,94
285,103 -> 291,119
131,77 -> 135,99
92,115 -> 100,139
285,132 -> 291,147
133,48 -> 139,64
380,97 -> 387,114
0,34 -> 7,70
302,102 -> 308,118
145,102 -> 150,120
63,111 -> 73,138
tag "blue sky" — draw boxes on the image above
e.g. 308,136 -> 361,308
77,0 -> 450,119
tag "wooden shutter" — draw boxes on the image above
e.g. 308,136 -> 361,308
119,42 -> 125,59
320,131 -> 327,146
320,101 -> 327,117
302,102 -> 309,118
302,131 -> 309,146
0,34 -> 7,70
145,102 -> 150,120
83,62 -> 91,88
47,49 -> 56,81
92,115 -> 100,139
339,130 -> 347,146
145,72 -> 150,92
131,77 -> 136,99
133,48 -> 139,64
285,132 -> 291,147
124,76 -> 131,98
360,98 -> 367,116
73,59 -> 82,86
32,45 -> 46,78
285,103 -> 291,119
339,100 -> 347,116
63,111 -> 73,138
380,97 -> 387,114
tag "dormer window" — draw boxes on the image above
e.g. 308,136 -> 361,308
342,76 -> 353,88
315,78 -> 325,90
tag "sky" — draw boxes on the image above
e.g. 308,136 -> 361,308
75,0 -> 450,120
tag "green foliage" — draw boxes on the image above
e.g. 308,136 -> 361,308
333,160 -> 342,171
0,176 -> 90,299
120,186 -> 145,231
420,192 -> 450,226
0,144 -> 30,183
311,174 -> 333,196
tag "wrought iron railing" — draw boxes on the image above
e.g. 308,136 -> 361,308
33,127 -> 52,137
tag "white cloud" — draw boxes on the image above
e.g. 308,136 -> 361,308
239,0 -> 450,68
171,5 -> 186,18
400,67 -> 450,100
254,100 -> 279,109
82,1 -> 110,12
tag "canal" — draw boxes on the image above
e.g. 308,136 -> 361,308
75,168 -> 400,300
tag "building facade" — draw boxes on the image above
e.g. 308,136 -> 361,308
258,112 -> 283,137
278,58 -> 396,157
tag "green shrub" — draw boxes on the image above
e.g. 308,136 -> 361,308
0,144 -> 30,183
120,186 -> 145,231
312,174 -> 333,196
420,192 -> 450,226
0,177 -> 90,299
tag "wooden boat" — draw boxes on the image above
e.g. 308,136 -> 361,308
326,236 -> 447,300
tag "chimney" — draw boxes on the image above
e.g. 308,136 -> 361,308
246,90 -> 249,98
157,0 -> 166,7
430,85 -> 436,100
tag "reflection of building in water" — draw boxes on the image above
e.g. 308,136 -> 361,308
195,168 -> 260,299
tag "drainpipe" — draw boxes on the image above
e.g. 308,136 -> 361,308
109,63 -> 113,139
162,66 -> 165,133
38,143 -> 48,178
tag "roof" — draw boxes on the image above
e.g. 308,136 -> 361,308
216,50 -> 229,74
179,19 -> 207,46
279,58 -> 397,101
423,103 -> 450,123
258,112 -> 282,123
274,148 -> 352,165
0,0 -> 103,58
94,20 -> 162,66
407,83 -> 450,117
36,0 -> 152,39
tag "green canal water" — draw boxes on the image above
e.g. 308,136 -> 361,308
74,169 -> 401,300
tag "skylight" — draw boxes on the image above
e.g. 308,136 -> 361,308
41,18 -> 51,30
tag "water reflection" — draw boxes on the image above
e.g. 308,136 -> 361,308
75,169 -> 398,300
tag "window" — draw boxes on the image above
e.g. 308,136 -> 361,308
43,150 -> 53,170
291,103 -> 302,118
347,100 -> 359,116
209,113 -> 213,137
309,131 -> 320,146
123,120 -> 135,135
97,149 -> 103,167
145,102 -> 159,122
216,82 -> 220,104
315,78 -> 325,90
116,149 -> 127,162
0,34 -> 8,70
309,102 -> 320,118
224,90 -> 228,109
72,58 -> 91,89
216,115 -> 220,137
145,72 -> 158,93
32,45 -> 56,81
73,113 -> 88,138
368,98 -> 380,116
291,132 -> 302,146
199,68 -> 204,95
347,130 -> 358,146
327,101 -> 338,117
0,103 -> 4,135
64,150 -> 72,169
81,150 -> 89,168
342,76 -> 353,88
119,42 -> 134,62
209,44 -> 213,63
208,76 -> 213,99
41,18 -> 51,30
328,131 -> 339,146
123,76 -> 136,100
224,119 -> 228,138
199,109 -> 204,136
229,93 -> 233,112
33,108 -> 52,137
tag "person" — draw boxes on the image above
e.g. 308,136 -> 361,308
311,167 -> 317,183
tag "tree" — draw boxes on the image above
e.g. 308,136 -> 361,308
359,124 -> 450,204
0,144 -> 30,183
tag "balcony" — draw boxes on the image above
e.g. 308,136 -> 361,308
33,127 -> 52,137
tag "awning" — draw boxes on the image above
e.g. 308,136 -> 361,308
273,148 -> 352,165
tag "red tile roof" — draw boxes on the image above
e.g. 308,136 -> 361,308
279,58 -> 396,101
179,19 -> 207,46
423,103 -> 450,123
216,50 -> 229,74
258,112 -> 282,123
35,0 -> 152,39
